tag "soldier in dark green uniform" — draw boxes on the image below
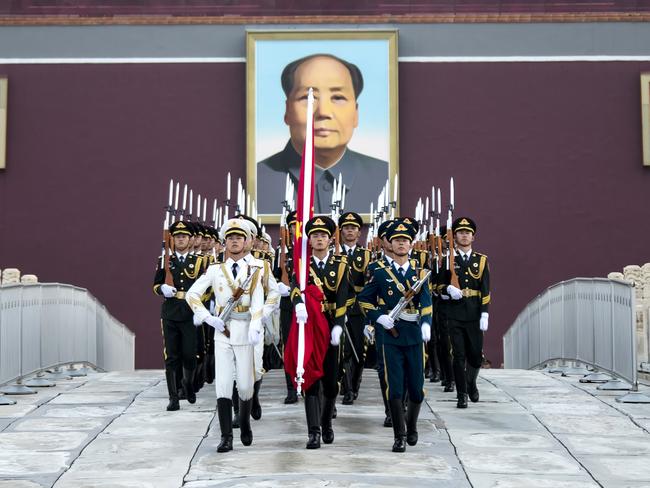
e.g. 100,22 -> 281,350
365,219 -> 396,428
290,216 -> 351,449
274,210 -> 298,404
338,211 -> 372,405
438,217 -> 490,408
358,220 -> 432,452
153,220 -> 204,411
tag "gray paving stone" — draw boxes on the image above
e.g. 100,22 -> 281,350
536,413 -> 646,436
1,368 -> 647,487
0,431 -> 89,451
557,434 -> 650,455
0,480 -> 45,488
48,393 -> 135,405
580,455 -> 650,484
10,417 -> 106,432
468,473 -> 601,488
0,403 -> 37,418
0,451 -> 71,476
104,410 -> 213,437
459,449 -> 585,475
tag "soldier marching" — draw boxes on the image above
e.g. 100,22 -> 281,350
153,171 -> 490,454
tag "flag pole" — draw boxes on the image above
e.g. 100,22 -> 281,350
295,87 -> 315,394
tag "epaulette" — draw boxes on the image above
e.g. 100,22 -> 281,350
331,254 -> 348,264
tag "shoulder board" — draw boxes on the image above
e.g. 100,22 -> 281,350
332,254 -> 348,264
473,251 -> 487,259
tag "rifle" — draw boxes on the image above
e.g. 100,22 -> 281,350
279,225 -> 290,285
218,265 -> 261,338
162,179 -> 175,287
387,269 -> 432,338
446,178 -> 460,289
446,217 -> 460,289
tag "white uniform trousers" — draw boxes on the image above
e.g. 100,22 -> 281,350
214,340 -> 256,400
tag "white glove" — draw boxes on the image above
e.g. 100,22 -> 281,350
377,314 -> 395,330
421,322 -> 431,342
262,304 -> 275,320
160,284 -> 176,298
480,312 -> 489,332
363,324 -> 375,342
204,315 -> 225,332
440,294 -> 450,301
447,285 -> 463,300
192,314 -> 203,327
278,282 -> 291,297
248,327 -> 262,345
330,325 -> 343,346
295,303 -> 308,323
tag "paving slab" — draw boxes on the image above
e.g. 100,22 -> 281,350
1,367 -> 649,487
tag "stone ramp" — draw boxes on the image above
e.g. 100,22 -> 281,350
0,369 -> 649,487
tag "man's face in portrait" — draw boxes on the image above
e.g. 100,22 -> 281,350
284,56 -> 359,164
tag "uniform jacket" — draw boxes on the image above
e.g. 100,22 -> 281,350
153,253 -> 204,321
290,253 -> 352,329
437,251 -> 490,322
185,255 -> 266,345
358,259 -> 433,347
342,245 -> 372,316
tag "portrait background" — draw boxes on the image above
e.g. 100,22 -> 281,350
246,30 -> 398,222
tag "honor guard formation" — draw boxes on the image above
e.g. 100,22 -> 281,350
153,174 -> 490,453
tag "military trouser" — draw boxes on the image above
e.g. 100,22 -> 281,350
162,318 -> 198,372
382,342 -> 425,403
306,343 -> 340,400
448,318 -> 483,395
339,313 -> 366,395
436,315 -> 454,384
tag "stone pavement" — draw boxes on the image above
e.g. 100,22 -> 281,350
1,368 -> 649,487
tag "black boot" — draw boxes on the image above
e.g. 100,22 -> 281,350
341,360 -> 354,405
177,366 -> 185,400
379,372 -> 392,427
284,373 -> 298,404
467,366 -> 480,403
182,368 -> 196,404
165,369 -> 179,411
444,381 -> 455,393
305,395 -> 321,449
406,400 -> 422,446
239,398 -> 253,446
216,398 -> 233,452
251,380 -> 263,420
351,361 -> 364,400
457,393 -> 468,409
389,398 -> 406,452
321,397 -> 336,444
232,383 -> 240,429
205,354 -> 215,384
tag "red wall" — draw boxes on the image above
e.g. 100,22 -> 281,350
1,61 -> 649,367
2,1 -> 650,16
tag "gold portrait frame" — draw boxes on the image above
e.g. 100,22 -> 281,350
642,73 -> 650,167
246,30 -> 399,224
0,77 -> 7,170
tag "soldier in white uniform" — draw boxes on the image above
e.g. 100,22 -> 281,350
238,217 -> 281,422
186,218 -> 265,453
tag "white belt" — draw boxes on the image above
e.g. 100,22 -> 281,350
398,311 -> 420,322
229,311 -> 251,321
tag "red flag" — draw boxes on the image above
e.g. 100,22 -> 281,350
284,284 -> 330,390
287,88 -> 316,392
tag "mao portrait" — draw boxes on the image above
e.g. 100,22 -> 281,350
246,31 -> 399,221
